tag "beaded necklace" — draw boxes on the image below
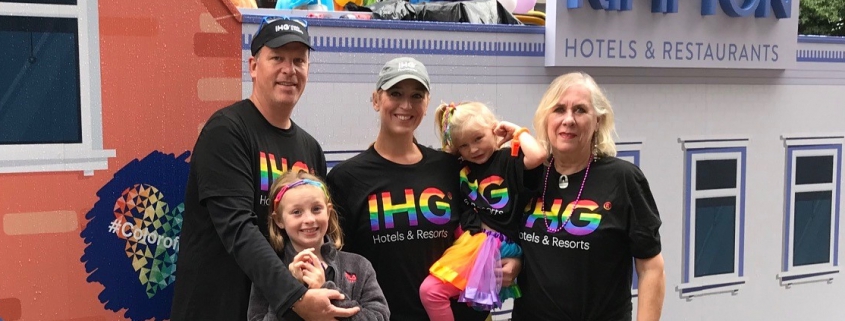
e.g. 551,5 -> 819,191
542,155 -> 593,234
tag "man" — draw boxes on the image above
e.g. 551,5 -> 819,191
170,18 -> 359,321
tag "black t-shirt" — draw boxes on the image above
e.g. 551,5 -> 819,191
460,148 -> 542,241
171,99 -> 327,321
326,144 -> 488,321
512,157 -> 661,321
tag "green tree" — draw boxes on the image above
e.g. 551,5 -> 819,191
799,0 -> 845,36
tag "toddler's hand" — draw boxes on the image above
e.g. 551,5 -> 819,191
493,121 -> 520,147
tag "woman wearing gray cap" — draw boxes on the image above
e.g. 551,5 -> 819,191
326,57 -> 492,321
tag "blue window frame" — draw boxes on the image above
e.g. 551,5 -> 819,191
617,146 -> 640,166
325,150 -> 364,171
677,138 -> 748,298
0,0 -> 77,4
617,141 -> 642,296
777,137 -> 842,287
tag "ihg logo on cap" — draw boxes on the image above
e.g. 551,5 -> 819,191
276,23 -> 304,34
397,61 -> 417,72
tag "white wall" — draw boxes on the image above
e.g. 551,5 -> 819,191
243,20 -> 845,319
303,67 -> 845,321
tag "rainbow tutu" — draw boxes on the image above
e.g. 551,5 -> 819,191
458,232 -> 502,310
429,232 -> 487,290
429,230 -> 524,311
497,240 -> 523,302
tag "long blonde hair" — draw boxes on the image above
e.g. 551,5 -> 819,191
533,72 -> 617,157
433,101 -> 498,154
267,171 -> 343,252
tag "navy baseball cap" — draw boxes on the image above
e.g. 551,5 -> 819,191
251,18 -> 312,56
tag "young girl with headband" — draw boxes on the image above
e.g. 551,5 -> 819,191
247,171 -> 390,321
419,102 -> 546,321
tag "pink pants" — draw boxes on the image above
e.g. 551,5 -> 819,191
419,275 -> 462,321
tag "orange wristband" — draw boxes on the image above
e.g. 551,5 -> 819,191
511,128 -> 529,156
513,127 -> 529,138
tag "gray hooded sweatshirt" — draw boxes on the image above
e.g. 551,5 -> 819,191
247,236 -> 390,321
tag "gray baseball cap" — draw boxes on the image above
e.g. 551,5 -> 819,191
376,57 -> 431,91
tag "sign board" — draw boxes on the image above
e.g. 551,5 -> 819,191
546,0 -> 799,69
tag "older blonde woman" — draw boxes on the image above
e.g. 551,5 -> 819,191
512,72 -> 665,321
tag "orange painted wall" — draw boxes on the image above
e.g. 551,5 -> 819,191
0,0 -> 242,320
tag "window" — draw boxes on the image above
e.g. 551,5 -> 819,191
777,136 -> 843,287
325,150 -> 363,171
617,141 -> 642,297
616,143 -> 640,166
676,138 -> 748,298
0,0 -> 114,175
